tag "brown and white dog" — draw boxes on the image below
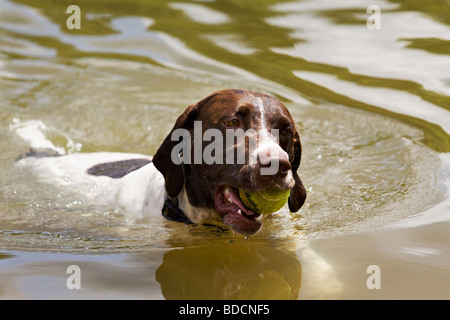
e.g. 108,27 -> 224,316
15,89 -> 307,236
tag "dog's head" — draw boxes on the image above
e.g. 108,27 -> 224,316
153,89 -> 306,235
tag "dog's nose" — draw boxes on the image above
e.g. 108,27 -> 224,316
257,148 -> 291,178
278,159 -> 291,177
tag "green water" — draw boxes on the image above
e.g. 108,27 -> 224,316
0,0 -> 449,299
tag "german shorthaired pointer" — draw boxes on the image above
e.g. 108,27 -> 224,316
16,89 -> 306,236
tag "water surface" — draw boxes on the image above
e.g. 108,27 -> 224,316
1,0 -> 449,299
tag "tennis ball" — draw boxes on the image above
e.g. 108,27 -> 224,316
239,186 -> 290,215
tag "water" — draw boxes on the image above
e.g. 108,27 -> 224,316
0,0 -> 449,299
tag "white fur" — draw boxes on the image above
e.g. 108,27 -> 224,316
178,186 -> 216,224
16,152 -> 166,219
12,120 -> 172,219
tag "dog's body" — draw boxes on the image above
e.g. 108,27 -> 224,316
16,152 -> 163,217
13,89 -> 346,298
16,89 -> 306,235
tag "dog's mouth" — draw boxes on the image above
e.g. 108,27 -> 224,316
214,185 -> 262,236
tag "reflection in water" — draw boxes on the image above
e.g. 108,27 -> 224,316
156,241 -> 301,300
1,0 -> 449,299
0,252 -> 16,260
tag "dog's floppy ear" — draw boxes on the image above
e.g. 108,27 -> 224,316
153,103 -> 200,198
153,93 -> 218,198
288,130 -> 307,212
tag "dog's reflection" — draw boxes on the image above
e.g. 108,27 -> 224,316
156,241 -> 301,300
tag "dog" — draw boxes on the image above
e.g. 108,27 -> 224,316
14,89 -> 346,298
15,89 -> 306,236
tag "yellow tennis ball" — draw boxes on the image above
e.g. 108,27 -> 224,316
239,186 -> 290,215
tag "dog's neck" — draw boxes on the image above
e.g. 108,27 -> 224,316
177,186 -> 216,224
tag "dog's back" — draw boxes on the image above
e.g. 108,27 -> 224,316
13,120 -> 164,219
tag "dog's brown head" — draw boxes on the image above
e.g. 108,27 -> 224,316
153,89 -> 306,235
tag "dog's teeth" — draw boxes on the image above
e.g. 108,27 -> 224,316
224,187 -> 233,203
238,209 -> 242,215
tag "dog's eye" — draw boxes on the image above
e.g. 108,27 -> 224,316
225,119 -> 240,127
281,127 -> 293,136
